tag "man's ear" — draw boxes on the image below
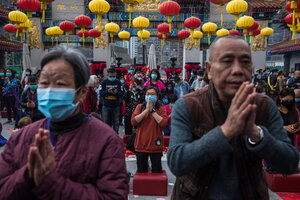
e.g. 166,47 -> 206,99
205,61 -> 212,80
77,86 -> 88,104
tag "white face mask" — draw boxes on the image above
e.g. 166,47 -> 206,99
197,76 -> 203,80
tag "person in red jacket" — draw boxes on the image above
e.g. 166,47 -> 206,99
82,75 -> 99,114
131,86 -> 168,173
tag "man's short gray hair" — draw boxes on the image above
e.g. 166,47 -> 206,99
208,35 -> 250,62
40,47 -> 91,89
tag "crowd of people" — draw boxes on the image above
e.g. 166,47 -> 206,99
0,35 -> 299,199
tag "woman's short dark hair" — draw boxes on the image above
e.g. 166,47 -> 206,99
40,47 -> 91,89
149,69 -> 161,80
135,67 -> 142,73
141,86 -> 161,111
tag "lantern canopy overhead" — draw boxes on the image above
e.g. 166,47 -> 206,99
132,16 -> 150,30
89,0 -> 110,30
118,30 -> 131,47
184,17 -> 201,35
236,15 -> 254,41
121,0 -> 143,28
75,15 -> 92,46
159,1 -> 181,32
177,29 -> 191,46
105,22 -> 120,43
4,24 -> 17,39
17,0 -> 41,18
8,10 -> 28,37
202,22 -> 218,45
226,0 -> 248,29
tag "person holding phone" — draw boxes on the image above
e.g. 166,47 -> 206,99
100,68 -> 124,134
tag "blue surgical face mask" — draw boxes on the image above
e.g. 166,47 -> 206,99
6,73 -> 12,77
295,98 -> 300,103
108,77 -> 116,82
0,73 -> 4,77
261,92 -> 266,95
168,87 -> 172,90
267,72 -> 270,75
151,74 -> 157,80
37,88 -> 79,122
26,72 -> 30,76
145,95 -> 157,103
169,103 -> 174,107
120,80 -> 125,84
132,87 -> 136,92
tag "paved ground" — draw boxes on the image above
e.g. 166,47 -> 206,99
0,117 -> 288,200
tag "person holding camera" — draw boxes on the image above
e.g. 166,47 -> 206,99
100,68 -> 124,134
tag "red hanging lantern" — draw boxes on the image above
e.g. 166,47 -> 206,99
184,17 -> 201,35
157,23 -> 169,33
159,0 -> 180,32
177,29 -> 191,46
286,1 -> 300,12
4,24 -> 17,39
59,21 -> 74,45
78,30 -> 90,38
229,29 -> 241,36
157,32 -> 169,48
75,15 -> 92,46
247,21 -> 259,44
89,29 -> 101,38
89,29 -> 101,48
17,0 -> 40,18
157,32 -> 169,39
251,29 -> 260,36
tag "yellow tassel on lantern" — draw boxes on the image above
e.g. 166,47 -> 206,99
234,15 -> 239,30
27,12 -> 32,18
265,37 -> 268,48
9,33 -> 12,40
167,16 -> 172,32
162,39 -> 165,48
221,12 -> 224,27
66,32 -> 69,45
41,2 -> 47,23
51,36 -> 53,46
243,29 -> 247,41
56,36 -> 58,45
128,5 -> 133,28
110,33 -> 114,43
208,33 -> 211,45
123,40 -> 125,48
292,1 -> 297,9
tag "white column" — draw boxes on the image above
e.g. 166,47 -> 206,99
183,45 -> 200,79
93,34 -> 111,77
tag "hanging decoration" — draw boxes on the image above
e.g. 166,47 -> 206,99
89,0 -> 110,31
236,15 -> 254,41
89,29 -> 101,47
202,22 -> 218,45
75,15 -> 92,46
8,10 -> 27,37
157,32 -> 169,49
226,0 -> 248,30
59,21 -> 74,45
45,27 -> 54,45
118,30 -> 130,48
4,24 -> 17,40
19,19 -> 32,41
121,0 -> 143,28
247,21 -> 258,43
51,26 -> 63,45
260,27 -> 274,48
132,16 -> 149,34
40,0 -> 55,23
210,0 -> 232,27
157,23 -> 170,48
216,28 -> 229,37
17,0 -> 40,18
177,30 -> 190,46
137,29 -> 150,44
78,30 -> 90,47
184,16 -> 201,35
105,22 -> 120,43
229,29 -> 240,35
159,0 -> 181,32
192,31 -> 203,48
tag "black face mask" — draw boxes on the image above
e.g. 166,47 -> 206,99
281,101 -> 294,108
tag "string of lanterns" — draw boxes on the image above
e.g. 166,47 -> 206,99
3,0 -> 279,50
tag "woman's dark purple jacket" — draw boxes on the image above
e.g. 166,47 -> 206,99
0,117 -> 128,199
